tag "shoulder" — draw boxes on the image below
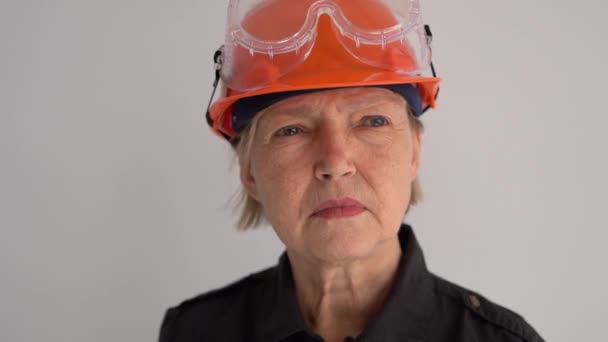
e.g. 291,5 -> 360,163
158,266 -> 277,342
431,274 -> 545,342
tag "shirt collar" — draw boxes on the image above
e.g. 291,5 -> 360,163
358,223 -> 437,341
254,253 -> 310,341
255,223 -> 437,341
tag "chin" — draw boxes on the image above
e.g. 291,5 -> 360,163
305,218 -> 382,263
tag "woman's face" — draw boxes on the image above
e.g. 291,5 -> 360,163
241,87 -> 421,264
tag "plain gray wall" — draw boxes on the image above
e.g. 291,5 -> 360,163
1,0 -> 607,341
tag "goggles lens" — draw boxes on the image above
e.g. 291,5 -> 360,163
222,0 -> 432,91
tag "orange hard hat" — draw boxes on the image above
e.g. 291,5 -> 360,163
206,0 -> 441,140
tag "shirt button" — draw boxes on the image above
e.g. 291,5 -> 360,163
469,294 -> 481,308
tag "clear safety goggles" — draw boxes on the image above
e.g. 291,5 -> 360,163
220,0 -> 433,91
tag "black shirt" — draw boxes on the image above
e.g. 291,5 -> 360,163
159,224 -> 544,341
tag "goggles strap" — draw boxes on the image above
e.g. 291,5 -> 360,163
423,24 -> 439,114
205,46 -> 231,140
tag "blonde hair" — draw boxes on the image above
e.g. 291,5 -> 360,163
231,100 -> 425,230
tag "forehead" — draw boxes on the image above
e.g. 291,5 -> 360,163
262,87 -> 404,115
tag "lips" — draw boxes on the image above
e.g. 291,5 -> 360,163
312,197 -> 365,219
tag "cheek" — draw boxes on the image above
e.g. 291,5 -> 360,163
250,150 -> 315,247
363,136 -> 414,210
251,149 -> 312,218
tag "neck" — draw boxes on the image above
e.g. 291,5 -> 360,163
287,236 -> 402,341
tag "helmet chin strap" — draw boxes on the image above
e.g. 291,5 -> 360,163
206,25 -> 440,140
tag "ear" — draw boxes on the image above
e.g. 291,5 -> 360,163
410,129 -> 422,181
240,161 -> 259,201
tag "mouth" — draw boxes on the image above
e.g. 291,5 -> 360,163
312,197 -> 366,219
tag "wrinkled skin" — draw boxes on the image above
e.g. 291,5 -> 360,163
240,87 -> 421,266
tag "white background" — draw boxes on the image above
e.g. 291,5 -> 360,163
1,0 -> 607,341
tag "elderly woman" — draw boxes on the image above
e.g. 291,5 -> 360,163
160,1 -> 543,341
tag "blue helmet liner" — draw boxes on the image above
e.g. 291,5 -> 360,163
231,84 -> 423,135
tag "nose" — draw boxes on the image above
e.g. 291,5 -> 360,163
314,124 -> 357,181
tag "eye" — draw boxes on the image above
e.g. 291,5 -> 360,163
362,115 -> 390,127
274,125 -> 303,137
